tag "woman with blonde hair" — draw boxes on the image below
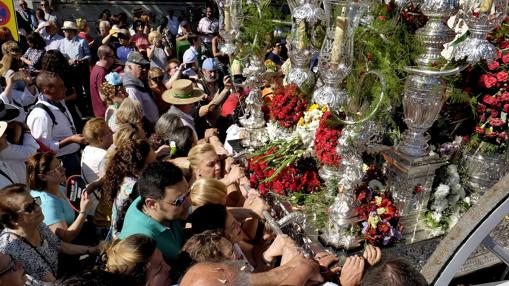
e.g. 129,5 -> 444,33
110,97 -> 142,133
76,18 -> 93,45
0,41 -> 22,77
104,234 -> 171,286
147,30 -> 170,71
190,178 -> 227,210
188,143 -> 245,207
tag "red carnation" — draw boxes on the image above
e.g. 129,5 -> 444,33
502,92 -> 509,102
499,132 -> 508,141
483,95 -> 498,105
497,71 -> 508,82
504,104 -> 509,113
480,74 -> 498,89
488,60 -> 500,71
314,112 -> 342,165
475,126 -> 485,134
477,103 -> 487,113
270,84 -> 307,128
490,117 -> 505,127
491,109 -> 499,118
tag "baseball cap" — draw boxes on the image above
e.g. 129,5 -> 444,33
202,58 -> 218,71
182,49 -> 197,64
126,51 -> 149,66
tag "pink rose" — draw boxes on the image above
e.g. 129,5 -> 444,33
490,117 -> 505,127
488,60 -> 500,71
483,95 -> 498,105
480,74 -> 498,89
497,71 -> 508,82
502,92 -> 509,102
503,53 -> 509,64
499,132 -> 508,141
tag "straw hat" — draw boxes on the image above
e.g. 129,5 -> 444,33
61,21 -> 79,30
162,79 -> 206,105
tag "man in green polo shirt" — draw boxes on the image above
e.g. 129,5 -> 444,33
119,161 -> 190,262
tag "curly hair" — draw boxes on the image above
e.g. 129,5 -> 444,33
41,49 -> 70,78
104,234 -> 156,286
182,229 -> 230,263
100,82 -> 126,105
101,139 -> 151,205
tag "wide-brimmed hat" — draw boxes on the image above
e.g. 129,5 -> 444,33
0,101 -> 20,122
162,79 -> 206,105
0,122 -> 7,138
62,21 -> 79,30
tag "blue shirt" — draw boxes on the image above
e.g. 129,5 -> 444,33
119,197 -> 184,262
31,186 -> 76,226
116,46 -> 135,65
57,36 -> 91,61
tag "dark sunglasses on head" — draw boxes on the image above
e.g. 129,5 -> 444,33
18,197 -> 41,214
0,255 -> 17,277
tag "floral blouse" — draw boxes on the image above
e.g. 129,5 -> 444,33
0,223 -> 61,284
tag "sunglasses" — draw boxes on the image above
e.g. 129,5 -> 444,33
18,197 -> 41,214
160,191 -> 189,208
48,161 -> 64,174
0,255 -> 19,277
150,76 -> 163,82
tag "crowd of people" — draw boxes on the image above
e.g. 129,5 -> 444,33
0,1 -> 429,285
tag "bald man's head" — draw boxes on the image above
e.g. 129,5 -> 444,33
180,261 -> 251,286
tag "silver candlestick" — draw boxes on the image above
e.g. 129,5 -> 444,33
384,0 -> 506,243
454,0 -> 508,64
239,55 -> 269,148
286,0 -> 323,90
312,0 -> 368,110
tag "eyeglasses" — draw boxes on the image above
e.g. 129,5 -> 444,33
0,255 -> 19,277
160,191 -> 189,208
17,197 -> 41,214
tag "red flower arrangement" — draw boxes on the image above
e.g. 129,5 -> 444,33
468,18 -> 509,154
354,166 -> 402,246
247,150 -> 321,196
314,111 -> 342,165
270,84 -> 308,128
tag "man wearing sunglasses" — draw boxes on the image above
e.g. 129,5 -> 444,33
119,161 -> 190,264
0,253 -> 26,286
